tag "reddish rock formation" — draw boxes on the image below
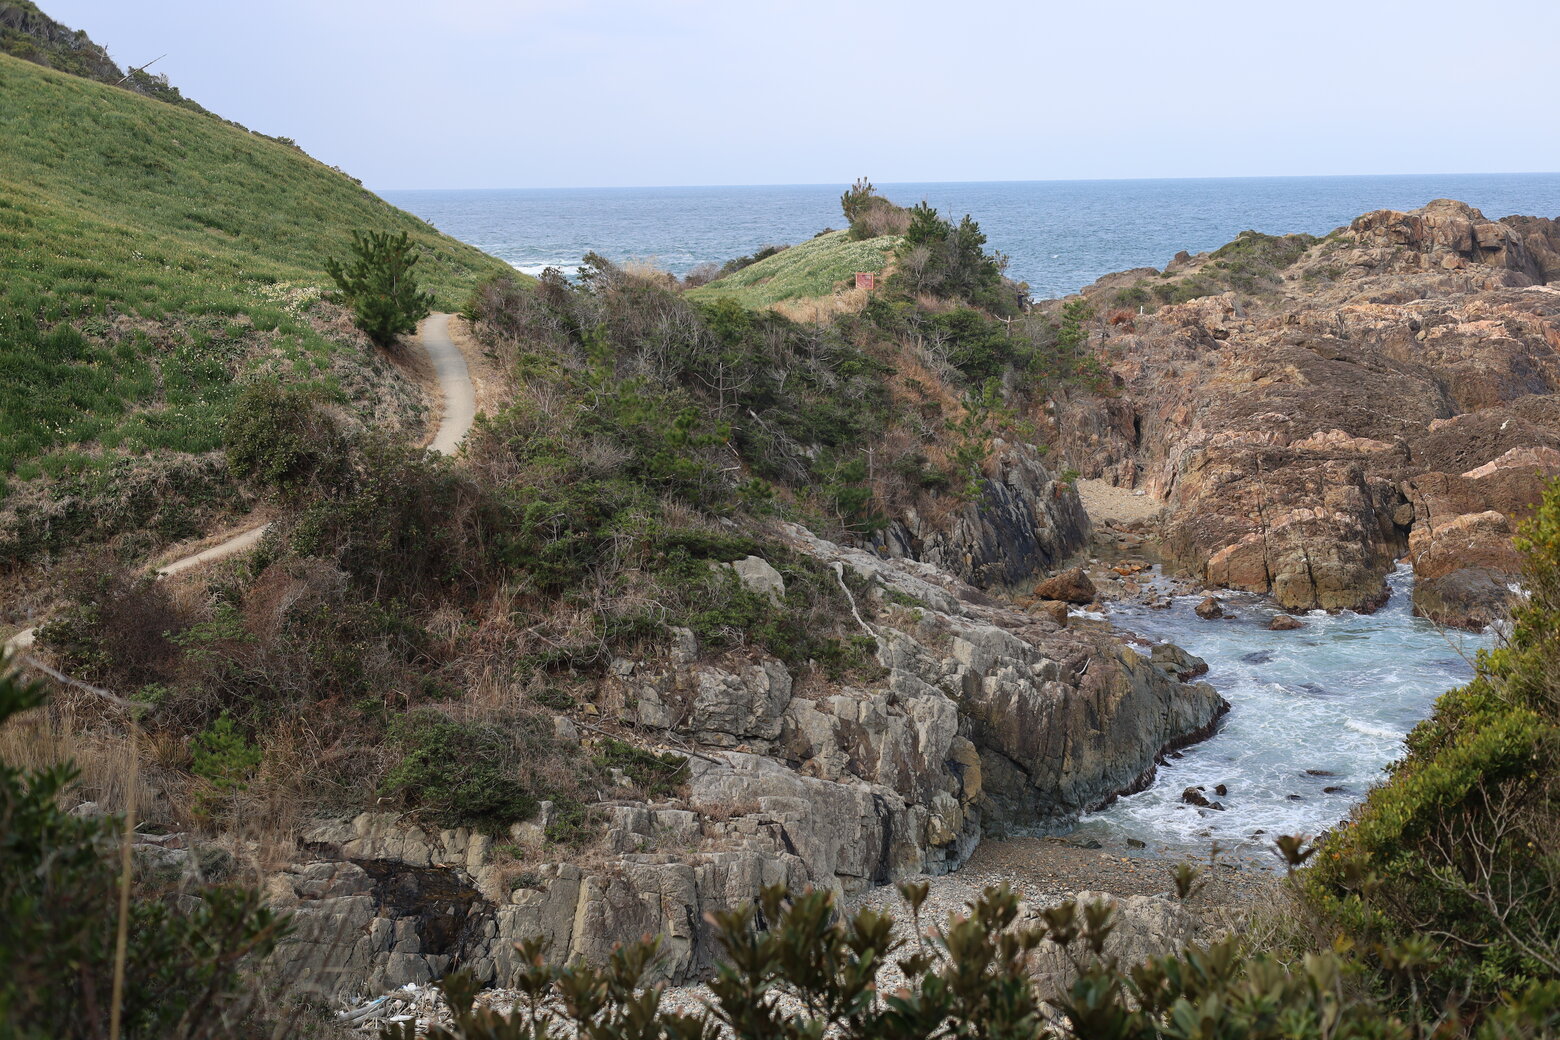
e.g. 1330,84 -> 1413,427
1046,200 -> 1560,626
1034,566 -> 1097,604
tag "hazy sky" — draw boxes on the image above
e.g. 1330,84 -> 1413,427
43,0 -> 1560,191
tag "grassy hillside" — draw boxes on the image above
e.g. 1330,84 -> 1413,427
1,0 -> 216,117
0,52 -> 510,545
688,229 -> 897,308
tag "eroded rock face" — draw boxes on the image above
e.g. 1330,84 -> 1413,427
1048,200 -> 1560,624
1402,447 -> 1559,627
876,444 -> 1091,589
266,523 -> 1224,997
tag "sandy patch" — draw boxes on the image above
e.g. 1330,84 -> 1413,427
1077,478 -> 1166,526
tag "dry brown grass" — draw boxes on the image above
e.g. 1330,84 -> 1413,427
772,285 -> 871,323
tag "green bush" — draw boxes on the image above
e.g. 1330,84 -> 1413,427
591,738 -> 689,799
324,229 -> 436,347
892,202 -> 1013,314
381,711 -> 540,834
222,379 -> 347,495
0,671 -> 285,1039
1305,480 -> 1560,1015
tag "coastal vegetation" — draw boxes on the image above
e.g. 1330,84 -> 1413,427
323,230 -> 436,347
0,49 -> 508,563
685,229 -> 896,308
5,5 -> 1560,1034
1305,485 -> 1560,1015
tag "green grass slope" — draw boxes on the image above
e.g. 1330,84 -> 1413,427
688,230 -> 897,308
0,51 -> 511,516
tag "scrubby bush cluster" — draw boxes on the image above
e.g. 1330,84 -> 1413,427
841,177 -> 913,239
390,878 -> 1559,1040
1304,481 -> 1560,1018
1112,230 -> 1319,310
891,201 -> 1020,314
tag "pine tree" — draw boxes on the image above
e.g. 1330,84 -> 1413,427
324,229 -> 436,347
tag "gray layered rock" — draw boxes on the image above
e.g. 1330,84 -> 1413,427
876,444 -> 1091,589
263,520 -> 1224,999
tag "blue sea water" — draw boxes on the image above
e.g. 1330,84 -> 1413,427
1069,567 -> 1490,860
384,173 -> 1560,300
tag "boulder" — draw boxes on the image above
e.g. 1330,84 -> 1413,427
1194,596 -> 1224,620
1034,566 -> 1097,604
1412,567 -> 1519,631
1268,614 -> 1303,630
1150,642 -> 1209,681
729,555 -> 786,605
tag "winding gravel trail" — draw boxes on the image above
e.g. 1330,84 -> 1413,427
4,314 -> 473,658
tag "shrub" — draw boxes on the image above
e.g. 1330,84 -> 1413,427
381,710 -> 540,834
190,712 -> 263,795
324,229 -> 436,347
223,379 -> 347,496
927,308 -> 1022,384
1305,479 -> 1560,1016
591,738 -> 688,799
0,671 -> 286,1039
36,558 -> 183,689
840,177 -> 911,240
892,202 -> 1013,313
382,877 -> 1560,1040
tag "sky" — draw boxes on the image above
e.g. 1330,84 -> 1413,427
41,0 -> 1560,191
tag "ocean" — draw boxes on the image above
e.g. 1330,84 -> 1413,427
383,173 -> 1560,300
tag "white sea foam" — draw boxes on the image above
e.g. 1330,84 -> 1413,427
510,262 -> 582,277
1069,564 -> 1488,860
1345,719 -> 1407,741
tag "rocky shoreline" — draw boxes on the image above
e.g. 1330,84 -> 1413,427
266,199 -> 1557,1008
1046,200 -> 1560,630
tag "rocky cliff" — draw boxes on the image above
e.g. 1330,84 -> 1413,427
265,522 -> 1223,999
874,442 -> 1092,589
1048,200 -> 1560,626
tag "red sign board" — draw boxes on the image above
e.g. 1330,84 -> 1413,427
855,272 -> 875,291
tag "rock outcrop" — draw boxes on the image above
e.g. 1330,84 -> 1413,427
875,444 -> 1091,589
1047,201 -> 1560,626
265,522 -> 1225,999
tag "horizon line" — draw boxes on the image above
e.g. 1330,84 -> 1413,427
373,170 -> 1560,195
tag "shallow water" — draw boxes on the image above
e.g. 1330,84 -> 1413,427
1067,566 -> 1489,862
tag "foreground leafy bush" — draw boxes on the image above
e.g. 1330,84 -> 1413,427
1306,481 -> 1560,1016
0,671 -> 285,1038
383,881 -> 1560,1040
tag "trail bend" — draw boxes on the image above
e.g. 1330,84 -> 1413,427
4,314 -> 473,658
